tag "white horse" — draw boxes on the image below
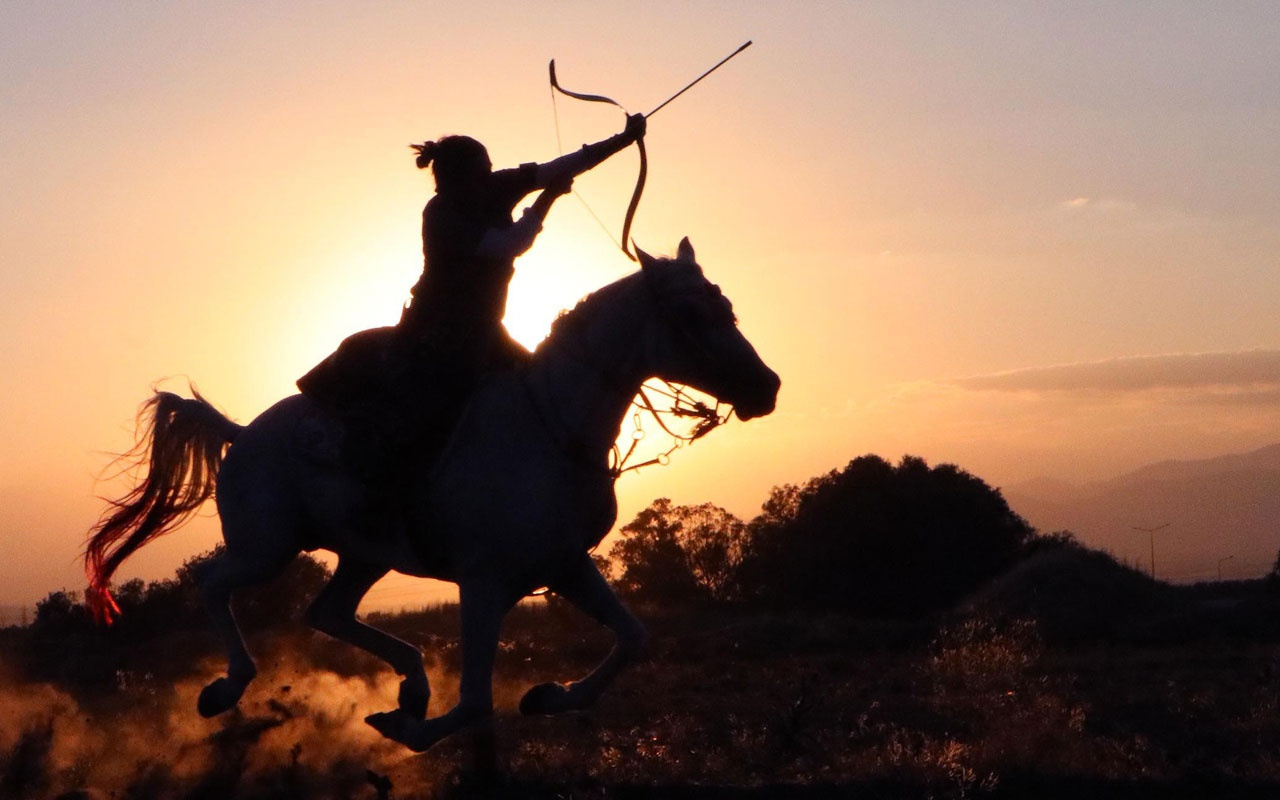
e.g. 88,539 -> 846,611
85,238 -> 779,751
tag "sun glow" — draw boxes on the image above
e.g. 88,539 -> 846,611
503,236 -> 635,350
276,229 -> 628,392
502,275 -> 567,351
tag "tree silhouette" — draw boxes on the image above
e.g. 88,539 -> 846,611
610,498 -> 747,604
680,503 -> 749,600
1267,548 -> 1280,596
31,589 -> 91,637
736,455 -> 1035,617
25,550 -> 332,689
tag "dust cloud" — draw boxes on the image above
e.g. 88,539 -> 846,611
0,649 -> 473,799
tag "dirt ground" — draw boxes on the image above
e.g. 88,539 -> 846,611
5,605 -> 1280,799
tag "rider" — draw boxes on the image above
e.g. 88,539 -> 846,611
299,113 -> 646,507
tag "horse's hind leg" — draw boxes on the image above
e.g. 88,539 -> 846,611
519,555 -> 647,716
304,558 -> 430,718
193,546 -> 295,717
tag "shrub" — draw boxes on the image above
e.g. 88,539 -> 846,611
735,455 -> 1035,617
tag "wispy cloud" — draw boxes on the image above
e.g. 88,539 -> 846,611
952,350 -> 1280,396
1057,196 -> 1138,213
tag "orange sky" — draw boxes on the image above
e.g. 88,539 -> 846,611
4,3 -> 1280,610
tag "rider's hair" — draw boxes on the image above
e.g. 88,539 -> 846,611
410,136 -> 489,194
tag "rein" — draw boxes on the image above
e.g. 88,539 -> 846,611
611,382 -> 729,477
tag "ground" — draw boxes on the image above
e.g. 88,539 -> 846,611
4,600 -> 1280,799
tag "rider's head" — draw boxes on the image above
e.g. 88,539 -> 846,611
412,136 -> 492,196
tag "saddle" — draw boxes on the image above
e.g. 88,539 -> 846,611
295,326 -> 412,468
298,326 -> 402,417
294,324 -> 530,470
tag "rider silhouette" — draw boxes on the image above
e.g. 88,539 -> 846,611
298,113 -> 645,513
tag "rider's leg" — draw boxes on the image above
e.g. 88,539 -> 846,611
338,350 -> 467,538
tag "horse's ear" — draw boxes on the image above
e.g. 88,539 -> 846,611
634,244 -> 656,273
677,237 -> 696,263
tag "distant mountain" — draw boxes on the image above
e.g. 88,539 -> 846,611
1005,444 -> 1280,583
1118,443 -> 1280,484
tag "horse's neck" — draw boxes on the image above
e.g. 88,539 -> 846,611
529,294 -> 648,467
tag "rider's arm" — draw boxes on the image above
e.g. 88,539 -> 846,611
536,113 -> 645,187
476,177 -> 574,260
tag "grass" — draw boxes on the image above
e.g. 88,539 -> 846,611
4,586 -> 1280,798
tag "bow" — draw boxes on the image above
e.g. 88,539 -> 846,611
547,42 -> 752,262
549,59 -> 647,262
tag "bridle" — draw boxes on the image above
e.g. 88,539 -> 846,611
526,272 -> 732,480
541,43 -> 752,472
614,382 -> 729,476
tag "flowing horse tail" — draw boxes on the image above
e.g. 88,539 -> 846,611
85,390 -> 244,624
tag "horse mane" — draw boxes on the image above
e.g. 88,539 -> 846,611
535,255 -> 708,356
535,270 -> 647,356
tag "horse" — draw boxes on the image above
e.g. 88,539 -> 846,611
84,237 -> 779,751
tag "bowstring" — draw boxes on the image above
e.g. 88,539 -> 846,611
550,80 -> 625,252
547,67 -> 731,478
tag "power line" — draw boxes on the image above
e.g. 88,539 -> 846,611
1131,523 -> 1170,579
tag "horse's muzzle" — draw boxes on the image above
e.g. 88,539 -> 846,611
732,368 -> 780,421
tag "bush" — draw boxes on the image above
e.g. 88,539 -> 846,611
962,545 -> 1176,643
735,455 -> 1035,617
23,549 -> 332,690
608,455 -> 1035,618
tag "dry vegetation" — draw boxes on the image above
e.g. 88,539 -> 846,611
4,574 -> 1280,800
12,456 -> 1280,797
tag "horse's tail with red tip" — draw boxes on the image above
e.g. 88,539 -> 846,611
84,389 -> 242,624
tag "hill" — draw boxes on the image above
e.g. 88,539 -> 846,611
1005,444 -> 1280,582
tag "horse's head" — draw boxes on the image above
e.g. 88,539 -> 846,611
636,238 -> 780,420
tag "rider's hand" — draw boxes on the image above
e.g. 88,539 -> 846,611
546,174 -> 574,197
624,113 -> 646,141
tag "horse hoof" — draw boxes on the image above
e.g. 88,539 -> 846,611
365,710 -> 406,741
398,676 -> 429,720
366,710 -> 432,753
197,677 -> 246,718
519,682 -> 572,716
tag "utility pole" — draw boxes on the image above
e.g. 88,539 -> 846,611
1218,554 -> 1234,581
1132,523 -> 1169,580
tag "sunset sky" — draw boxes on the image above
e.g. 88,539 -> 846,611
4,2 -> 1280,611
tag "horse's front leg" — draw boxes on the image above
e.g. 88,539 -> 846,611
305,558 -> 429,718
366,579 -> 511,751
519,555 -> 647,716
